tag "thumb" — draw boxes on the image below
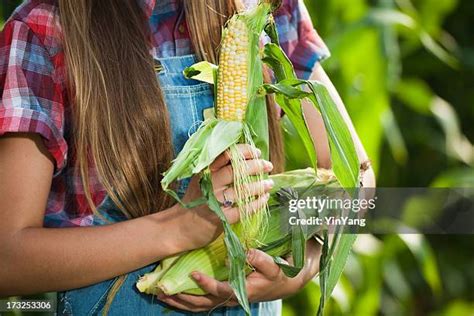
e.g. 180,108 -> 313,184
246,249 -> 282,280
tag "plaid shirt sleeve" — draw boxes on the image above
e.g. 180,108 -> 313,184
0,19 -> 67,172
275,0 -> 331,79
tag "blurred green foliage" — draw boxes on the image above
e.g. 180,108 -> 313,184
1,0 -> 473,315
283,0 -> 474,315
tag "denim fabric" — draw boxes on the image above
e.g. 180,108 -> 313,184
57,55 -> 281,315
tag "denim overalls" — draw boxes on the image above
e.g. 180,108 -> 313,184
57,55 -> 281,316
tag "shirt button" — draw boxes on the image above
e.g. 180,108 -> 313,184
178,24 -> 185,34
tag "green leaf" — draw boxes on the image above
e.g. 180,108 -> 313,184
430,168 -> 474,188
183,61 -> 218,85
269,168 -> 319,192
261,82 -> 309,99
271,207 -> 307,278
262,79 -> 360,189
325,234 -> 357,298
275,94 -> 318,170
273,256 -> 302,278
430,97 -> 474,165
193,120 -> 243,173
264,16 -> 280,44
305,81 -> 360,189
381,108 -> 408,164
394,78 -> 433,115
317,231 -> 330,316
398,234 -> 442,295
262,43 -> 297,82
200,172 -> 250,314
367,8 -> 416,28
261,44 -> 318,169
161,119 -> 243,206
161,118 -> 217,192
419,31 -> 459,69
281,115 -> 313,170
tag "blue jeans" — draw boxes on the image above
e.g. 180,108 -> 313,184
57,55 -> 281,315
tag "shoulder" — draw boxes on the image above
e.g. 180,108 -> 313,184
3,0 -> 62,57
242,0 -> 303,19
274,0 -> 301,16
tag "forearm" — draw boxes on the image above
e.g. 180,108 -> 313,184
0,205 -> 186,296
305,64 -> 376,188
298,238 -> 321,287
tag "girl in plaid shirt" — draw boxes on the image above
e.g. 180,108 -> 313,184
0,0 -> 374,314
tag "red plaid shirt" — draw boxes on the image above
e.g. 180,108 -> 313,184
0,0 -> 330,227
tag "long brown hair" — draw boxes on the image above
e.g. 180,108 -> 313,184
59,0 -> 284,218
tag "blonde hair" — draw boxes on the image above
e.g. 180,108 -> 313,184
59,0 -> 284,218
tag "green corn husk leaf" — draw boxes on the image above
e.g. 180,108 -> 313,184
161,118 -> 216,192
161,119 -> 242,204
243,7 -> 272,162
193,120 -> 243,173
137,168 -> 338,296
200,170 -> 250,312
136,255 -> 180,294
183,61 -> 218,85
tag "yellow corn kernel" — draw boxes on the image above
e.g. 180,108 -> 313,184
216,18 -> 248,122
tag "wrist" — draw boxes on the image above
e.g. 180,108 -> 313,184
148,203 -> 190,258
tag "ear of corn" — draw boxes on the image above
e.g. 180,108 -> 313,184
216,17 -> 249,121
156,3 -> 276,312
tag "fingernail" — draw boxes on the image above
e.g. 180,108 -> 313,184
247,249 -> 255,261
191,272 -> 201,281
264,179 -> 274,189
263,192 -> 270,200
255,148 -> 262,157
264,161 -> 274,171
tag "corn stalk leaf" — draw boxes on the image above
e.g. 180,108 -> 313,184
273,256 -> 301,277
261,43 -> 317,169
317,230 -> 330,316
305,81 -> 360,189
262,79 -> 360,189
270,208 -> 306,278
325,234 -> 357,299
262,43 -> 297,81
200,171 -> 250,314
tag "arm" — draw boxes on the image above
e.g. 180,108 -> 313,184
0,134 -> 271,296
0,133 -> 193,296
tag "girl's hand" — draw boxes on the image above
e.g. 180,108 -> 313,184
175,144 -> 274,251
158,239 -> 321,312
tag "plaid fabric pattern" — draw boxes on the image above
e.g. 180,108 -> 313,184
0,0 -> 329,227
